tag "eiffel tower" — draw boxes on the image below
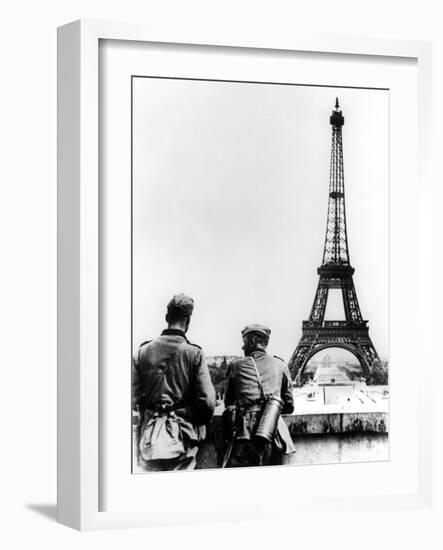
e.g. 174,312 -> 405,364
288,99 -> 380,385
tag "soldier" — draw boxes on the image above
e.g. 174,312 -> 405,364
222,324 -> 295,467
132,293 -> 215,471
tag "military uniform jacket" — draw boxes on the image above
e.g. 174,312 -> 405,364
132,329 -> 216,445
224,350 -> 295,453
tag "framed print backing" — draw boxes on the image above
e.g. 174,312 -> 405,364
57,19 -> 433,530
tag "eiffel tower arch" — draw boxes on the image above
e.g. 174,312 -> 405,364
289,99 -> 381,385
290,324 -> 378,385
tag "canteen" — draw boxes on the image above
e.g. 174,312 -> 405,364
254,395 -> 284,443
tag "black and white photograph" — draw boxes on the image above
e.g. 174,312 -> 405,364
4,0 -> 439,542
131,77 -> 389,473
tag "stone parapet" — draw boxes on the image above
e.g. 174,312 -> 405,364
285,411 -> 388,435
195,411 -> 389,469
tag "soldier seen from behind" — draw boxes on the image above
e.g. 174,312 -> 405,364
222,324 -> 295,467
132,294 -> 216,471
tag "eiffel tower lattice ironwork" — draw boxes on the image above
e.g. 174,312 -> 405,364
288,99 -> 380,385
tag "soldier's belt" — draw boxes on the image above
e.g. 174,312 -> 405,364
144,400 -> 187,416
235,399 -> 265,413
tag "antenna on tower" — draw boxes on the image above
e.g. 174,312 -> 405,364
330,98 -> 344,126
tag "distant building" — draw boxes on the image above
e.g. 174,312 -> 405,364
313,365 -> 355,405
322,354 -> 331,368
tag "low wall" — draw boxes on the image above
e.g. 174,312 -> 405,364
285,411 -> 388,435
196,411 -> 388,469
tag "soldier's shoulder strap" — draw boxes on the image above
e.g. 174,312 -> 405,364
134,340 -> 152,366
139,339 -> 152,348
187,341 -> 202,351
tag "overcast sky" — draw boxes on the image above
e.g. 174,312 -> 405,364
132,77 -> 389,362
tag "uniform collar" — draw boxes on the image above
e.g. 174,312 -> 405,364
248,349 -> 267,358
161,328 -> 188,340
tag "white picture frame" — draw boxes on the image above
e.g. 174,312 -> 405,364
57,19 -> 433,531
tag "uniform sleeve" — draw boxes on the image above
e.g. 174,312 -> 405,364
223,365 -> 235,407
280,363 -> 294,414
132,353 -> 141,410
191,349 -> 216,424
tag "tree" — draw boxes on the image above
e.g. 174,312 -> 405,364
367,360 -> 388,385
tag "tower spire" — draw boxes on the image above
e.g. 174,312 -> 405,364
323,98 -> 348,265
